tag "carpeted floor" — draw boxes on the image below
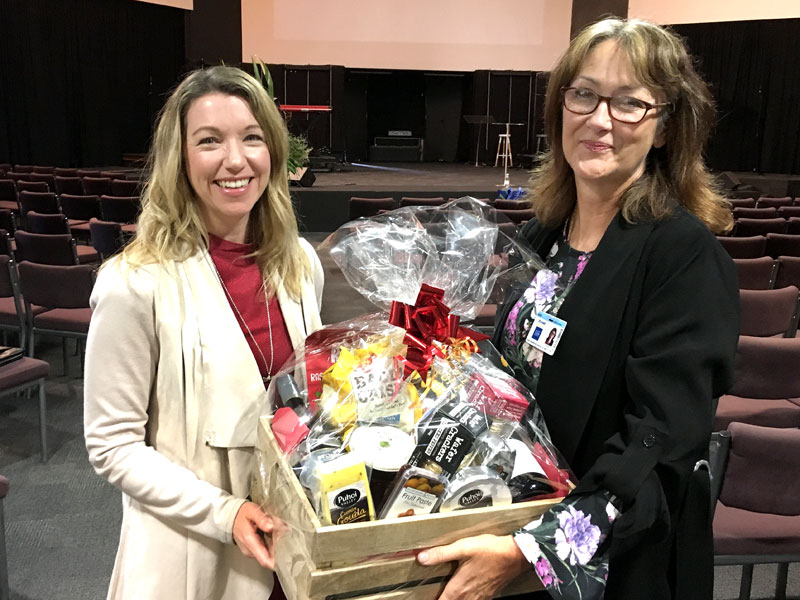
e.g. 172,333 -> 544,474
0,236 -> 797,600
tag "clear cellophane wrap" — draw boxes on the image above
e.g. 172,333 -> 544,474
254,198 -> 576,599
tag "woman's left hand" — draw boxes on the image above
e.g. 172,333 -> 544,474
416,534 -> 528,600
233,501 -> 275,569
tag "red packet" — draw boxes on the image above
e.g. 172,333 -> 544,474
303,328 -> 351,412
465,371 -> 530,421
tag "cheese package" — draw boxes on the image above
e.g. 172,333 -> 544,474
438,466 -> 512,512
316,452 -> 376,526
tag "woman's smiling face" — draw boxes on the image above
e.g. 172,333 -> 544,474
561,39 -> 666,199
184,92 -> 271,241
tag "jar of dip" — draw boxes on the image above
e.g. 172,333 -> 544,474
348,426 -> 415,510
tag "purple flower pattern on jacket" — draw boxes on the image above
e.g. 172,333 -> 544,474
555,505 -> 602,566
513,491 -> 619,600
500,232 -> 592,394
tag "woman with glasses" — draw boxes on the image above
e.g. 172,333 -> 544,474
417,18 -> 738,600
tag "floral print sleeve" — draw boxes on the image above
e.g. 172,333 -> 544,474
513,491 -> 620,599
500,232 -> 592,395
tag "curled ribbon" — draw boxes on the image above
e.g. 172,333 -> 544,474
389,284 -> 464,380
444,336 -> 480,364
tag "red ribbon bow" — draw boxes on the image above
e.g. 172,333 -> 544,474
389,284 -> 462,380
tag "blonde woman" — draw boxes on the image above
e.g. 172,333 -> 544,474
419,19 -> 738,600
84,66 -> 323,599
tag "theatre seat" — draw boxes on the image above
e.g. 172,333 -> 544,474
714,336 -> 800,430
713,422 -> 800,600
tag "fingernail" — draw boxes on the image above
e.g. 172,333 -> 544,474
418,552 -> 428,564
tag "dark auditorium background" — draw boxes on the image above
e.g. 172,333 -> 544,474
1,0 -> 799,175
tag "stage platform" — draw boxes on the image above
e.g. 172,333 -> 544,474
292,162 -> 532,232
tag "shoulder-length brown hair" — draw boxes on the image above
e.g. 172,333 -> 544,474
530,18 -> 732,234
122,65 -> 309,298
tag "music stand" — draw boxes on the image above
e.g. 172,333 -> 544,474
463,115 -> 495,167
492,122 -> 525,187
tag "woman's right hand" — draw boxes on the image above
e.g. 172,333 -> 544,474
233,501 -> 275,569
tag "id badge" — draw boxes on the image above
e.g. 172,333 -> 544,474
524,311 -> 566,356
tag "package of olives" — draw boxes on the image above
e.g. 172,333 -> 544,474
378,465 -> 448,519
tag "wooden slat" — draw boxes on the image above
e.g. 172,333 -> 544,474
332,583 -> 445,600
308,554 -> 543,599
308,555 -> 454,597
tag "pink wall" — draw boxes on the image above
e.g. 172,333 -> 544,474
241,0 -> 573,72
628,0 -> 800,24
136,0 -> 192,9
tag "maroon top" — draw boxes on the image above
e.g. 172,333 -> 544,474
208,234 -> 293,384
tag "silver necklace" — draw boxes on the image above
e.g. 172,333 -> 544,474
207,254 -> 274,385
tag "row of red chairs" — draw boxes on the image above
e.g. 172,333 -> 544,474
0,164 -> 126,178
731,206 -> 800,220
0,175 -> 138,198
717,233 -> 800,259
0,191 -> 138,227
729,217 -> 800,237
734,256 -> 800,291
727,196 -> 800,209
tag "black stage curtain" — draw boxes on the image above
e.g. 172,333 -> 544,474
674,19 -> 800,175
0,0 -> 185,167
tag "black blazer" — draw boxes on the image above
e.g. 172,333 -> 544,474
493,209 -> 739,599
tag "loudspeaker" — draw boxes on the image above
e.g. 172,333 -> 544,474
289,167 -> 316,187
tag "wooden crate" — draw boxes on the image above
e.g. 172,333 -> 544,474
253,416 -> 559,600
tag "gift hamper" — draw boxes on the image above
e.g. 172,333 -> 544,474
252,199 -> 577,600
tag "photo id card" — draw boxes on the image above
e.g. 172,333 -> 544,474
524,311 -> 567,356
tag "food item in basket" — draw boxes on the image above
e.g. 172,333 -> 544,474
464,369 -> 531,422
408,399 -> 491,478
316,451 -> 375,525
347,425 -> 416,508
378,465 -> 448,519
505,438 -> 558,501
350,355 -> 416,432
271,374 -> 317,453
438,466 -> 513,512
461,431 -> 517,481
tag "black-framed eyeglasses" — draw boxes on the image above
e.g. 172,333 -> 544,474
561,86 -> 672,124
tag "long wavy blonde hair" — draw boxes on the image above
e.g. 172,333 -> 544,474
122,66 -> 309,298
530,18 -> 732,234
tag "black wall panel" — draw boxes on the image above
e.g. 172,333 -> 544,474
0,0 -> 185,166
184,0 -> 241,66
675,19 -> 800,174
343,71 -> 369,162
424,74 -> 464,162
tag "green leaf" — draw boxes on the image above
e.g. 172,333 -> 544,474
251,56 -> 275,100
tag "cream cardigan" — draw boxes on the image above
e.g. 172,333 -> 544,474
84,238 -> 323,600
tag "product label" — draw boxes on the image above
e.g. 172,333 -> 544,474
328,480 -> 371,525
409,418 -> 472,477
439,400 -> 491,438
457,488 -> 493,509
465,372 -> 529,421
350,356 -> 410,426
384,487 -> 438,518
